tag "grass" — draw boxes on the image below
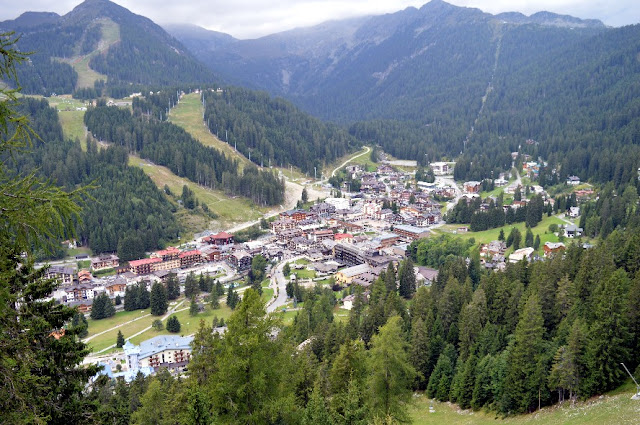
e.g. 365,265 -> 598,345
129,303 -> 234,344
86,308 -> 151,337
326,146 -> 376,174
293,269 -> 316,280
61,18 -> 120,89
434,215 -> 566,254
409,382 -> 640,425
67,246 -> 92,258
275,309 -> 299,326
261,287 -> 274,304
88,310 -> 157,352
128,155 -> 266,230
58,110 -> 87,147
169,93 -> 252,171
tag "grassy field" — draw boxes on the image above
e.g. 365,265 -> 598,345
86,308 -> 150,338
326,146 -> 376,174
409,382 -> 640,425
88,310 -> 158,352
169,93 -> 252,170
128,155 -> 265,230
293,268 -> 316,280
434,215 -> 566,255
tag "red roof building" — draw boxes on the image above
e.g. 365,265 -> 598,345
129,257 -> 162,275
179,250 -> 202,268
203,232 -> 234,246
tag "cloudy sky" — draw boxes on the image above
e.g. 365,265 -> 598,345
1,0 -> 637,39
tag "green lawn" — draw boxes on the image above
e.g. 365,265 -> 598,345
128,155 -> 266,230
86,308 -> 151,338
58,110 -> 87,146
294,258 -> 310,265
88,311 -> 158,353
435,215 -> 566,253
261,287 -> 274,304
410,382 -> 640,425
293,269 -> 316,280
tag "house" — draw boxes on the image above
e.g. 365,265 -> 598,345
78,269 -> 93,283
311,229 -> 334,242
124,335 -> 193,374
91,254 -> 119,271
342,294 -> 355,310
416,267 -> 439,286
105,276 -> 128,296
310,202 -> 336,218
335,263 -> 371,285
270,218 -> 297,233
566,175 -> 581,185
564,224 -> 583,238
201,246 -> 222,262
569,206 -> 580,218
179,250 -> 202,268
543,242 -> 566,257
508,247 -> 535,263
333,243 -> 373,266
463,181 -> 482,194
430,162 -> 452,176
129,257 -> 162,275
45,265 -> 75,286
228,250 -> 252,271
279,209 -> 310,222
203,231 -> 234,246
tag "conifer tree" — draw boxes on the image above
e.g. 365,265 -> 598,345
367,316 -> 416,423
398,258 -> 416,299
137,282 -> 150,309
166,315 -> 181,333
501,294 -> 546,413
166,275 -> 180,300
190,298 -> 199,316
124,284 -> 138,311
116,330 -> 125,348
150,282 -> 168,316
384,262 -> 397,293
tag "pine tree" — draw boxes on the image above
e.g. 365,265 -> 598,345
166,275 -> 180,300
137,282 -> 150,309
302,386 -> 332,425
115,294 -> 121,305
71,312 -> 89,338
533,234 -> 541,251
166,315 -> 181,333
501,294 -> 546,413
584,269 -> 631,394
184,272 -> 199,299
410,317 -> 430,390
525,228 -> 534,247
384,262 -> 397,293
283,262 -> 291,277
124,284 -> 138,311
226,284 -> 239,310
210,293 -> 220,309
150,282 -> 168,316
398,258 -> 416,299
116,330 -> 125,348
367,316 -> 417,423
90,293 -> 105,320
190,298 -> 199,316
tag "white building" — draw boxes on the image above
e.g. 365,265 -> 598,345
124,335 -> 193,374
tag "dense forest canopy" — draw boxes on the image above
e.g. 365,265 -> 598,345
203,87 -> 359,174
84,101 -> 285,206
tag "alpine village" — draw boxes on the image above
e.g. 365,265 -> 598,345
2,0 -> 640,423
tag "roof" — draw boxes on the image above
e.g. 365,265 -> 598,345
179,249 -> 201,258
394,224 -> 430,235
129,257 -> 162,267
125,335 -> 194,360
337,263 -> 371,278
210,231 -> 233,239
544,242 -> 566,250
155,247 -> 180,256
48,265 -> 75,275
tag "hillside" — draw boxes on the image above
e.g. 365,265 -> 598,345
167,1 -> 640,187
0,0 -> 216,96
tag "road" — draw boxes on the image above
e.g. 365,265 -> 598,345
435,175 -> 463,213
266,255 -> 303,313
328,146 -> 371,179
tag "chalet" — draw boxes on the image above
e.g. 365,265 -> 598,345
523,162 -> 540,177
342,294 -> 355,310
91,254 -> 119,271
508,247 -> 535,263
430,162 -> 452,176
416,267 -> 439,286
311,262 -> 339,276
566,175 -> 581,186
279,209 -> 310,222
393,224 -> 430,241
377,164 -> 394,174
334,233 -> 354,243
129,257 -> 162,275
569,206 -> 580,218
45,265 -> 75,286
228,250 -> 252,271
543,242 -> 566,257
203,231 -> 234,246
179,250 -> 202,268
64,283 -> 95,302
201,246 -> 222,262
78,269 -> 93,283
289,236 -> 315,252
105,276 -> 128,296
481,241 -> 506,258
564,224 -> 583,238
463,181 -> 482,194
372,233 -> 401,249
352,272 -> 378,288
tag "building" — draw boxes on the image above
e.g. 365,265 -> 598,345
568,206 -> 580,218
564,224 -> 583,238
151,247 -> 180,271
91,254 -> 119,271
543,242 -> 566,257
203,231 -> 234,246
393,224 -> 430,241
310,202 -> 336,218
228,250 -> 252,271
567,175 -> 581,185
179,250 -> 202,268
334,243 -> 373,266
416,267 -> 439,286
335,263 -> 371,285
45,265 -> 75,286
124,335 -> 193,374
129,257 -> 162,275
463,181 -> 482,194
508,247 -> 535,263
430,162 -> 453,176
279,209 -> 310,222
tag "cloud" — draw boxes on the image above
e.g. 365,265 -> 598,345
1,0 -> 638,39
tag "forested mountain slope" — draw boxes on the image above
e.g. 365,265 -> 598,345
0,0 -> 216,95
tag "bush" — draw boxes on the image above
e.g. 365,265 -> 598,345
152,319 -> 163,331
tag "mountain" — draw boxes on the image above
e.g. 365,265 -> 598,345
168,1 -> 640,188
0,0 -> 217,95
